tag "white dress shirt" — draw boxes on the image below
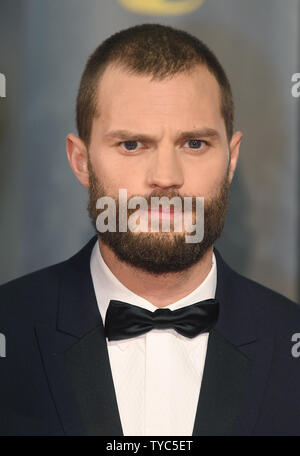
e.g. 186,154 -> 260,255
90,241 -> 217,436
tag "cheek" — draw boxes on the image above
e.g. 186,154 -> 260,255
91,150 -> 144,194
182,151 -> 228,195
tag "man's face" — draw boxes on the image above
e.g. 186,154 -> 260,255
68,63 -> 242,273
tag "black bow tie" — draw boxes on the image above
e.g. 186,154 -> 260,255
104,299 -> 219,341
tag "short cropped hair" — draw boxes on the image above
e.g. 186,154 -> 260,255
76,23 -> 234,146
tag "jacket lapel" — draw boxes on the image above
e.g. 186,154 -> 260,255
192,248 -> 274,435
192,328 -> 252,435
35,235 -> 123,435
64,325 -> 123,435
36,237 -> 274,436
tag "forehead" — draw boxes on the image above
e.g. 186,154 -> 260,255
95,63 -> 223,133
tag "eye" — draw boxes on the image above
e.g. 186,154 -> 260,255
119,140 -> 140,151
185,139 -> 207,150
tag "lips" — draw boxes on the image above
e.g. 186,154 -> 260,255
147,208 -> 183,219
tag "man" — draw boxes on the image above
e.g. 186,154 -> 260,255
0,23 -> 300,436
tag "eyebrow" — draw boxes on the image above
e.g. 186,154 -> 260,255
104,128 -> 220,143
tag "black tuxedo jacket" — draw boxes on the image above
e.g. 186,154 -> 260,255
0,235 -> 300,436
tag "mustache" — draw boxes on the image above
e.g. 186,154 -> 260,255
107,189 -> 204,204
100,191 -> 204,216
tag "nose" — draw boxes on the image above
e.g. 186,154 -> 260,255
146,145 -> 184,190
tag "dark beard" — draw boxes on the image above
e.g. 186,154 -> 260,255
87,158 -> 230,274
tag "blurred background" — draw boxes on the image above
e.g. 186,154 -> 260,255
0,0 -> 299,302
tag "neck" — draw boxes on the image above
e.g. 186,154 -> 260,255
98,237 -> 214,308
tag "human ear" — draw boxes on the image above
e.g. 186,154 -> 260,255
66,133 -> 90,188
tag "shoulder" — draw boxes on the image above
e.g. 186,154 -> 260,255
238,271 -> 298,324
214,248 -> 300,336
0,260 -> 67,324
0,235 -> 97,325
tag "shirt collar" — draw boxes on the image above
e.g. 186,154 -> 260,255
91,238 -> 217,322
